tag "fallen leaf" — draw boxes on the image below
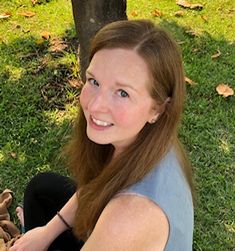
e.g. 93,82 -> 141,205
176,0 -> 203,10
190,3 -> 203,10
201,15 -> 208,22
68,78 -> 82,88
176,0 -> 190,8
10,152 -> 17,159
216,84 -> 234,98
41,31 -> 50,40
18,11 -> 36,17
151,9 -> 162,17
0,12 -> 12,19
185,76 -> 196,85
175,10 -> 185,17
130,10 -> 138,17
49,38 -> 68,52
211,49 -> 221,59
31,0 -> 38,5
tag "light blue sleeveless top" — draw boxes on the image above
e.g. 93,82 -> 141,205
123,149 -> 194,251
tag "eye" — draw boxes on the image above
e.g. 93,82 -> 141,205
117,89 -> 129,98
88,78 -> 99,87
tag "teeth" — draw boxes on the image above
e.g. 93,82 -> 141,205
92,116 -> 112,126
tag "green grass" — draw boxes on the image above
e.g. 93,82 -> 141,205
0,0 -> 234,250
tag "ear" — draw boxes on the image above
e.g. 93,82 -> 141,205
148,97 -> 171,124
148,113 -> 160,124
148,104 -> 160,124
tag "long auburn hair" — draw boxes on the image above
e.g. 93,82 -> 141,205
65,19 -> 194,240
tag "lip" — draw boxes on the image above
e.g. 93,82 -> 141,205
89,115 -> 113,130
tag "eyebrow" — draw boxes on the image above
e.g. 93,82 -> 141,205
86,70 -> 95,77
86,70 -> 138,93
115,82 -> 138,93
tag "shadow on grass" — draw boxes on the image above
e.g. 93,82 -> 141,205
0,20 -> 234,250
159,20 -> 235,251
0,25 -> 80,195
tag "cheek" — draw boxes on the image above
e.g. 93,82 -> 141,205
113,105 -> 147,127
113,109 -> 128,125
80,85 -> 91,110
115,105 -> 150,130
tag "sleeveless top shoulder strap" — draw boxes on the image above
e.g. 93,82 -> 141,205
121,149 -> 194,251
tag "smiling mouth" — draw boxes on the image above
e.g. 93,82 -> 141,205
91,116 -> 114,127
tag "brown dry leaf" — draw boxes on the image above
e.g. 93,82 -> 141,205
49,38 -> 68,52
185,76 -> 196,85
10,152 -> 17,159
176,0 -> 203,10
201,15 -> 208,22
211,49 -> 221,59
0,12 -> 12,19
18,11 -> 36,17
31,0 -> 38,5
151,9 -> 162,17
175,10 -> 185,17
41,31 -> 50,40
216,84 -> 234,98
176,0 -> 191,8
130,10 -> 138,17
68,79 -> 83,88
190,3 -> 203,10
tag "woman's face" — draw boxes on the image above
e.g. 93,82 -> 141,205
80,48 -> 158,153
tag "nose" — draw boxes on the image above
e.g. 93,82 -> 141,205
88,90 -> 110,113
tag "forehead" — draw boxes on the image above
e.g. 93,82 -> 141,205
87,48 -> 152,90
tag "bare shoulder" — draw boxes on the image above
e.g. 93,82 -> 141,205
81,194 -> 169,251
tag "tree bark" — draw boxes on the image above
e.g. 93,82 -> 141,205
71,0 -> 127,81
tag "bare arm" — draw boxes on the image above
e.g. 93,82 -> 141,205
45,191 -> 78,240
81,194 -> 169,251
10,192 -> 78,251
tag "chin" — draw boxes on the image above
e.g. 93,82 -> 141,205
87,134 -> 110,145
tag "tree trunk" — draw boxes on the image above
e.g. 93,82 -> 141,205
71,0 -> 127,81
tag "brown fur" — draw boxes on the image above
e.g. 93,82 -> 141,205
64,20 -> 194,240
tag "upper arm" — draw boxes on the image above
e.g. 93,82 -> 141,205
81,194 -> 169,251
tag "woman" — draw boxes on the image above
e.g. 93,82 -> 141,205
10,19 -> 194,251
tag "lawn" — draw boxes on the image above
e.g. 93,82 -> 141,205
0,0 -> 234,250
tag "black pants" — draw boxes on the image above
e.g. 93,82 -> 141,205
23,172 -> 84,251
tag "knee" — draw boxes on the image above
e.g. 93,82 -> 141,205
25,172 -> 59,197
